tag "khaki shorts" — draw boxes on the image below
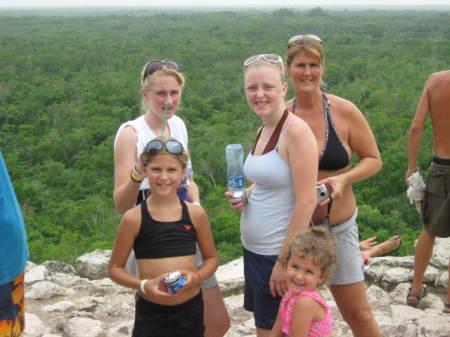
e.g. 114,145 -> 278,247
422,161 -> 450,238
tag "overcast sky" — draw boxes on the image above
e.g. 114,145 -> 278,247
1,0 -> 450,8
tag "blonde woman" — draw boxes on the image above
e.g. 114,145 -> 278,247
285,35 -> 382,337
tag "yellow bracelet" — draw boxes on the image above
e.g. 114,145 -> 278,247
130,170 -> 144,183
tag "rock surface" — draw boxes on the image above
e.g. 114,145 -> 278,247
24,238 -> 450,337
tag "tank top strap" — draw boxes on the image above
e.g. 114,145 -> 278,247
251,109 -> 289,155
180,198 -> 191,223
140,199 -> 153,224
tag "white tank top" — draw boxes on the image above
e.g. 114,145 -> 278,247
240,120 -> 303,255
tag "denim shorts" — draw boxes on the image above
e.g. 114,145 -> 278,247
243,248 -> 281,330
422,159 -> 450,238
328,210 -> 365,285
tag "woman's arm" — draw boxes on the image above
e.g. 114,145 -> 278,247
185,204 -> 219,289
114,126 -> 142,214
108,209 -> 143,289
270,121 -> 318,297
187,177 -> 201,204
320,101 -> 382,199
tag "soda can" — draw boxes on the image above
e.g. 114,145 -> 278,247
163,271 -> 187,294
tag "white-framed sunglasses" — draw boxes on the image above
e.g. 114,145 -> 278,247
243,54 -> 285,81
288,34 -> 322,47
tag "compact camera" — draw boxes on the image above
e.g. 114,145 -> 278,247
316,184 -> 329,204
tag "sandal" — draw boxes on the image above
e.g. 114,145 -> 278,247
406,284 -> 428,307
443,301 -> 450,314
388,236 -> 401,253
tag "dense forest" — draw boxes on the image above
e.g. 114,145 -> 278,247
1,7 -> 448,264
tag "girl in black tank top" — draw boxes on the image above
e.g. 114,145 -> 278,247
109,136 -> 218,337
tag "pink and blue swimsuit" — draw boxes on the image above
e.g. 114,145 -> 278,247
279,290 -> 333,336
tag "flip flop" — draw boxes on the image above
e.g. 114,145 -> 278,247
388,236 -> 401,253
406,284 -> 428,307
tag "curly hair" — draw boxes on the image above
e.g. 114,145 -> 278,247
279,226 -> 337,281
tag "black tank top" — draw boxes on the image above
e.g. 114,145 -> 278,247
134,198 -> 196,259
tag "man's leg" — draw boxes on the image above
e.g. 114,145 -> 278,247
407,229 -> 435,303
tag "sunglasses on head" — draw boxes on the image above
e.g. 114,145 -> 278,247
288,34 -> 322,47
144,139 -> 184,155
243,54 -> 285,80
142,60 -> 180,82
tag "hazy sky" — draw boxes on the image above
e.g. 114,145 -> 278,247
1,0 -> 450,8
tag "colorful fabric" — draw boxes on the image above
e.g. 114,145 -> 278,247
0,273 -> 25,337
0,152 -> 29,286
280,290 -> 332,336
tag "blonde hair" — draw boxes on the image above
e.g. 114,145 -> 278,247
140,136 -> 189,169
140,65 -> 185,113
244,58 -> 285,83
279,226 -> 336,282
285,37 -> 327,91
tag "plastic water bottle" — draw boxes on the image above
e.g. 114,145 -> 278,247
226,144 -> 245,199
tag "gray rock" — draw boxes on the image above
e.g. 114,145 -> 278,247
26,281 -> 75,300
62,317 -> 105,337
75,249 -> 111,280
43,261 -> 78,275
23,313 -> 49,337
42,300 -> 76,313
26,265 -> 48,285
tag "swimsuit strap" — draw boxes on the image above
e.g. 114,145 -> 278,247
141,199 -> 153,225
251,109 -> 289,155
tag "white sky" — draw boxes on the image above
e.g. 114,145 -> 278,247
1,0 -> 449,8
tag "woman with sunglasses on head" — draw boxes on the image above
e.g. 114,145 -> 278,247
113,60 -> 230,337
225,54 -> 318,337
285,35 -> 382,337
109,136 -> 218,337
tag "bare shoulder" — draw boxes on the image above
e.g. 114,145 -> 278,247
326,93 -> 360,118
285,114 -> 311,134
294,293 -> 321,311
121,205 -> 142,231
117,124 -> 137,144
427,70 -> 450,89
186,202 -> 208,225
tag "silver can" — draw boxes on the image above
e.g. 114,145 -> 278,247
163,271 -> 187,294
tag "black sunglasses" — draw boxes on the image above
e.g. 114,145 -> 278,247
142,60 -> 180,82
144,139 -> 184,155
